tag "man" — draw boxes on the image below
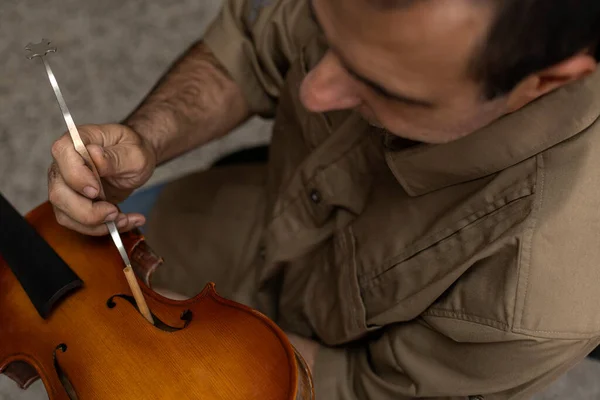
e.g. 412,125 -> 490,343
47,0 -> 600,398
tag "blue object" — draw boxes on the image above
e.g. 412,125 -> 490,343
118,183 -> 165,231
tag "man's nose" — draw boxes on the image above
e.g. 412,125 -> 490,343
300,52 -> 362,113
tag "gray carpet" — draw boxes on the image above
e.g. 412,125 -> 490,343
0,0 -> 599,398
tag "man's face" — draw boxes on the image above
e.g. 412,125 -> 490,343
300,0 -> 508,144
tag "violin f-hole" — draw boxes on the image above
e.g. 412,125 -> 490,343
106,294 -> 192,332
53,343 -> 78,400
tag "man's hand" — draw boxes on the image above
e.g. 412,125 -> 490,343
286,332 -> 320,373
48,123 -> 157,236
46,41 -> 250,238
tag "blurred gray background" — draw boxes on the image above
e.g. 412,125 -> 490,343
0,0 -> 599,398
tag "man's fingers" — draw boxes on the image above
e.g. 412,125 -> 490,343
51,203 -> 146,237
52,206 -> 111,236
54,202 -> 145,236
52,137 -> 101,200
51,124 -> 135,198
52,209 -> 144,236
112,213 -> 147,232
47,123 -> 153,237
48,169 -> 118,226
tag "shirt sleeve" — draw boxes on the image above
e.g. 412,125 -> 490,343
202,0 -> 316,117
312,316 -> 597,399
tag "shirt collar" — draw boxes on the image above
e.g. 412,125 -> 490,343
385,69 -> 600,197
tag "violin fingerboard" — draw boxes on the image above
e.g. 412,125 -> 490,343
0,194 -> 83,319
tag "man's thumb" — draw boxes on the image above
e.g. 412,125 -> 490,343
88,142 -> 150,179
87,144 -> 123,177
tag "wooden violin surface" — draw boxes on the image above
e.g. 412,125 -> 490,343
0,201 -> 314,399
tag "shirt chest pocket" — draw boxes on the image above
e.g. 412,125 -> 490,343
296,161 -> 536,345
347,172 -> 536,330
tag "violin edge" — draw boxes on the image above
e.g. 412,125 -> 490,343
200,283 -> 315,399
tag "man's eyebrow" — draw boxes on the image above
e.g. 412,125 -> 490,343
307,0 -> 436,108
339,57 -> 436,107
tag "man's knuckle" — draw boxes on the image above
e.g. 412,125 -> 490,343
50,138 -> 67,158
79,214 -> 93,226
48,187 -> 61,205
80,212 -> 101,226
55,211 -> 69,227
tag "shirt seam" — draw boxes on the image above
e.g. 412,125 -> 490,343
347,225 -> 363,333
424,308 -> 510,330
422,312 -> 598,340
514,153 -> 545,331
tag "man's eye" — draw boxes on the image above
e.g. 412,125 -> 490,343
373,86 -> 395,100
363,82 -> 397,101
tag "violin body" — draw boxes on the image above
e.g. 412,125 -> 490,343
0,200 -> 314,399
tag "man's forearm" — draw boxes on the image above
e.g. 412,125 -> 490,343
124,41 -> 251,165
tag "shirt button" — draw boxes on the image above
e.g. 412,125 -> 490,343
309,189 -> 322,204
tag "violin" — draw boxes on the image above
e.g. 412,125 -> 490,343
0,194 -> 314,399
0,38 -> 314,399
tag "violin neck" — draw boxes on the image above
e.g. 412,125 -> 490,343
0,194 -> 82,319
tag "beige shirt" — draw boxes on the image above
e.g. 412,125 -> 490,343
172,0 -> 600,398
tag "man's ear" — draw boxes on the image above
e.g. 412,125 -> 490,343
506,50 -> 597,112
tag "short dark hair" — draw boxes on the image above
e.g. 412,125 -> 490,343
472,0 -> 600,99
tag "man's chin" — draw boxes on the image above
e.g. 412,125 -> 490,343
358,111 -> 467,144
